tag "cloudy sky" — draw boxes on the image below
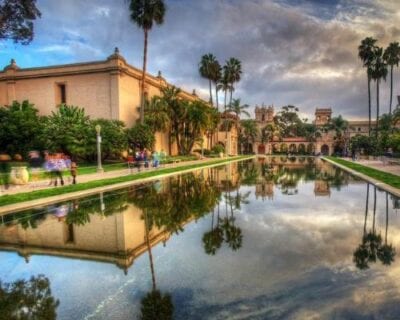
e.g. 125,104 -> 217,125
1,0 -> 400,120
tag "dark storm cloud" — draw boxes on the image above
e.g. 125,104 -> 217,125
1,0 -> 399,119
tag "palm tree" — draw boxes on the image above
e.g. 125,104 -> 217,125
240,119 -> 258,154
224,58 -> 242,108
370,46 -> 388,138
199,53 -> 218,105
358,37 -> 378,136
210,60 -> 222,110
328,115 -> 348,154
128,0 -> 166,124
383,42 -> 400,115
228,99 -> 250,152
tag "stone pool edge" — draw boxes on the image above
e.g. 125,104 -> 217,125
321,156 -> 400,197
0,155 -> 255,215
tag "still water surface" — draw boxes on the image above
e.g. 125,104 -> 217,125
1,157 -> 400,319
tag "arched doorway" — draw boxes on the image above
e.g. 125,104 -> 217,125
280,144 -> 288,153
258,144 -> 266,154
298,144 -> 306,154
321,144 -> 330,155
289,144 -> 297,153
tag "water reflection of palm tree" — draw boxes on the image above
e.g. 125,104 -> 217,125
140,208 -> 174,320
202,207 -> 224,255
354,185 -> 396,270
377,193 -> 396,265
353,183 -> 371,269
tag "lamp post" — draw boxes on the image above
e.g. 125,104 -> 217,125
95,124 -> 104,173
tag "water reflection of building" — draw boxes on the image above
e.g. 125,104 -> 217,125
255,181 -> 274,200
0,206 -> 170,274
314,180 -> 331,197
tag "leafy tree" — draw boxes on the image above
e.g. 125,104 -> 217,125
383,42 -> 400,115
84,119 -> 128,161
358,37 -> 378,136
0,100 -> 43,157
41,105 -> 90,158
127,123 -> 155,150
388,132 -> 400,153
128,0 -> 166,123
328,115 -> 348,154
350,134 -> 376,155
0,275 -> 59,320
273,105 -> 304,137
228,98 -> 250,129
0,0 -> 41,46
144,95 -> 170,133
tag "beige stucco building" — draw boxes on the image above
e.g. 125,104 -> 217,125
0,48 -> 239,155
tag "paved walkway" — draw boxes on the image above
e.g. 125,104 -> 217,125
0,158 -> 214,196
343,157 -> 400,177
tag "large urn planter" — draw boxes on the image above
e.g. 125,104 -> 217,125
10,166 -> 29,185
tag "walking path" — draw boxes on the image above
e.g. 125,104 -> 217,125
0,158 -> 214,196
343,157 -> 400,177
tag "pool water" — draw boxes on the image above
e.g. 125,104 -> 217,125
0,157 -> 400,320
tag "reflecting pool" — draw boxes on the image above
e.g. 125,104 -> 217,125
1,157 -> 400,319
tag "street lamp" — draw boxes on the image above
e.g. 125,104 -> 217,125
95,124 -> 104,173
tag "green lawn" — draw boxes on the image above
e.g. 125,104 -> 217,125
325,156 -> 400,189
0,156 -> 252,207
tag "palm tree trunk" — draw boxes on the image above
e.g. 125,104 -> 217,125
390,65 -> 393,115
140,29 -> 149,124
215,85 -> 219,110
209,79 -> 213,105
368,74 -> 371,137
385,192 -> 389,244
364,183 -> 369,236
229,86 -> 233,108
144,210 -> 156,292
376,80 -> 380,139
373,185 -> 377,233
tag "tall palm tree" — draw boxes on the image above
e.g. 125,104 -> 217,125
383,42 -> 400,115
128,0 -> 166,124
228,98 -> 250,131
224,57 -> 242,108
199,53 -> 217,105
210,60 -> 222,110
358,37 -> 378,136
370,47 -> 388,138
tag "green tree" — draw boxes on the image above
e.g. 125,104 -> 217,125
128,0 -> 166,123
199,53 -> 218,105
273,105 -> 303,137
358,37 -> 378,136
370,46 -> 388,138
0,275 -> 59,320
328,115 -> 348,154
240,119 -> 258,154
0,0 -> 41,46
0,100 -> 43,157
383,42 -> 400,115
85,119 -> 128,161
127,123 -> 155,150
41,105 -> 90,158
224,57 -> 242,108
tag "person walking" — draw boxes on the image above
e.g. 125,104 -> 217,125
70,160 -> 78,184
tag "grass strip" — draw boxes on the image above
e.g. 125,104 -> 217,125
0,156 -> 253,207
326,156 -> 400,189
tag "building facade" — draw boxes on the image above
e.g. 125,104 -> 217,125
251,105 -> 375,156
0,49 -> 239,155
